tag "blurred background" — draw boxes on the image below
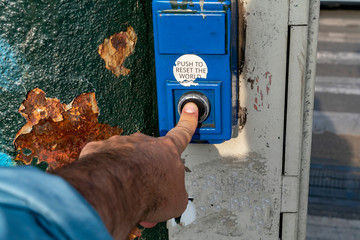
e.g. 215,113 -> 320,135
306,1 -> 360,239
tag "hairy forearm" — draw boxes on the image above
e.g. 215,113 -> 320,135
51,151 -> 150,240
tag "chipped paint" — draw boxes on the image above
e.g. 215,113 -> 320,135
250,72 -> 272,112
0,153 -> 15,167
14,88 -> 123,171
170,0 -> 191,10
199,0 -> 204,11
98,26 -> 138,77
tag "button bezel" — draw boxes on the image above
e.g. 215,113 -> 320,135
177,91 -> 210,123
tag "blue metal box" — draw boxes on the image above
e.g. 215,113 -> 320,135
152,0 -> 238,143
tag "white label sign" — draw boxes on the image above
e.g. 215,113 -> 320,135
173,54 -> 208,87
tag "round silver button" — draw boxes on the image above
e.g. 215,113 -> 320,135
177,91 -> 210,123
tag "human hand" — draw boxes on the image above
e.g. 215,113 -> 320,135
54,102 -> 199,239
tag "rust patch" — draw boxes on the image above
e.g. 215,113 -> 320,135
98,26 -> 138,77
128,227 -> 143,240
14,88 -> 123,171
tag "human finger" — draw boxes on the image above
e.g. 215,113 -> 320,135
166,102 -> 199,153
79,141 -> 103,158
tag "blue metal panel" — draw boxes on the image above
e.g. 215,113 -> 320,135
153,0 -> 237,143
157,13 -> 226,54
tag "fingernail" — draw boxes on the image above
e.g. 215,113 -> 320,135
138,222 -> 157,228
182,102 -> 198,114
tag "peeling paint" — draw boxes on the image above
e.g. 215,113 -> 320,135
170,0 -> 191,10
199,0 -> 204,11
251,72 -> 273,112
98,26 -> 138,77
14,88 -> 123,171
0,152 -> 15,167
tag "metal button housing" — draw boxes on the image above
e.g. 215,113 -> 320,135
177,91 -> 210,123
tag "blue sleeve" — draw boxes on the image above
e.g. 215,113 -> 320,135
0,167 -> 113,240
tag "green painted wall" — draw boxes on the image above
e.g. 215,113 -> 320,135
0,0 -> 165,238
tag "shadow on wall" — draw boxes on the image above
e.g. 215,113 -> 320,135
309,96 -> 360,219
312,96 -> 357,166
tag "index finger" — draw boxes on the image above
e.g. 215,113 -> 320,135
166,102 -> 199,153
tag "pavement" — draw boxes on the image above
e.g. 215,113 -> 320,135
306,8 -> 360,240
307,215 -> 360,240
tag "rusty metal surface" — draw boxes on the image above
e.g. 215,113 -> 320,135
14,88 -> 123,170
98,27 -> 138,77
0,0 -> 164,238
